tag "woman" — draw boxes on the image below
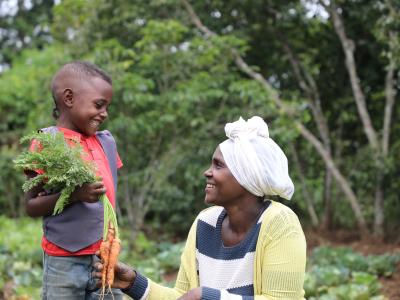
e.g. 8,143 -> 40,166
93,116 -> 306,299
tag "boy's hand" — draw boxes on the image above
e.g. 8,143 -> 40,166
71,181 -> 106,203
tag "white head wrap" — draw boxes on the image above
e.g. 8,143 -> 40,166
219,116 -> 294,200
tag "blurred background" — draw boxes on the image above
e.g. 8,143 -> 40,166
0,0 -> 399,299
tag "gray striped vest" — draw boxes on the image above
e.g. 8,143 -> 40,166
40,126 -> 118,252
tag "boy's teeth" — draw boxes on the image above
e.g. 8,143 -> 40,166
207,184 -> 215,188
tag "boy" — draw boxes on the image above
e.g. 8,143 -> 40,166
25,61 -> 123,299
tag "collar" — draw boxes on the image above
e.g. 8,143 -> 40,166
57,127 -> 94,142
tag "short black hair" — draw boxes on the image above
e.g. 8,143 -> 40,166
51,61 -> 112,119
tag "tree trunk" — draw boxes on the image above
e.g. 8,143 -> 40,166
326,1 -> 399,240
296,123 -> 368,236
183,0 -> 369,237
374,169 -> 385,240
121,178 -> 151,242
290,144 -> 319,227
278,33 -> 334,231
121,176 -> 137,239
322,171 -> 334,230
382,50 -> 397,156
374,30 -> 398,240
325,0 -> 379,150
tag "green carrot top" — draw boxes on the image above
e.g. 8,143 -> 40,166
14,130 -> 119,238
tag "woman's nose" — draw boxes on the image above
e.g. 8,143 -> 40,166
204,166 -> 212,177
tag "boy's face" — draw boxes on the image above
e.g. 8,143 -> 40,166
65,77 -> 113,136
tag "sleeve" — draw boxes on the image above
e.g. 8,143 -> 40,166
116,152 -> 123,169
255,205 -> 306,299
124,218 -> 199,300
25,139 -> 44,175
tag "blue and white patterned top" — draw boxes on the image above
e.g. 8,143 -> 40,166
196,201 -> 270,300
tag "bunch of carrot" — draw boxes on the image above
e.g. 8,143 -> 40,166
14,131 -> 121,297
99,193 -> 121,298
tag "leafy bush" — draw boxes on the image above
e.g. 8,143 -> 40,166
156,242 -> 184,273
309,246 -> 400,277
367,254 -> 400,277
0,216 -> 42,299
305,246 -> 400,299
2,218 -> 398,300
121,232 -> 184,285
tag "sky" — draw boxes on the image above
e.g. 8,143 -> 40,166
0,0 -> 29,17
0,0 -> 329,18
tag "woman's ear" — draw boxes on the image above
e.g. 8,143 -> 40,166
62,88 -> 74,108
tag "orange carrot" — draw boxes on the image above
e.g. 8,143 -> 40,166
99,221 -> 121,298
106,237 -> 121,287
99,239 -> 110,289
107,224 -> 115,243
100,223 -> 114,297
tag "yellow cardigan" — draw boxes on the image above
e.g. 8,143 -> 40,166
146,200 -> 306,299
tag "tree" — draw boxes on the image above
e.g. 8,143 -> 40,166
321,0 -> 398,238
0,46 -> 71,216
2,0 -> 399,240
0,0 -> 54,69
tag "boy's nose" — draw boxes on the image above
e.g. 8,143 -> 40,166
100,110 -> 108,119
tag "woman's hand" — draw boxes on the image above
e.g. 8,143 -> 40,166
177,287 -> 202,300
92,255 -> 136,290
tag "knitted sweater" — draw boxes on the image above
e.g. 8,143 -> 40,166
125,200 -> 306,300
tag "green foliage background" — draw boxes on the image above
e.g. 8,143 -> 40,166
0,0 -> 399,298
1,0 -> 398,235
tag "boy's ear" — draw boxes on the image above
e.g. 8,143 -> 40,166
62,88 -> 74,108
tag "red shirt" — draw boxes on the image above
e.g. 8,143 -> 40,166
31,127 -> 122,256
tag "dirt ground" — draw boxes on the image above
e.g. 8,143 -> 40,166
306,229 -> 400,300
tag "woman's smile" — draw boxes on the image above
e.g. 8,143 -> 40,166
205,183 -> 215,191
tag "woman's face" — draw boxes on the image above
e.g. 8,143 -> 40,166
203,146 -> 248,206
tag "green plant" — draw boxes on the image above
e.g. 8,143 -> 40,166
305,247 -> 396,299
13,131 -> 119,237
0,217 -> 42,298
367,254 -> 400,277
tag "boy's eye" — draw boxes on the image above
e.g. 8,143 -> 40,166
95,101 -> 105,109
